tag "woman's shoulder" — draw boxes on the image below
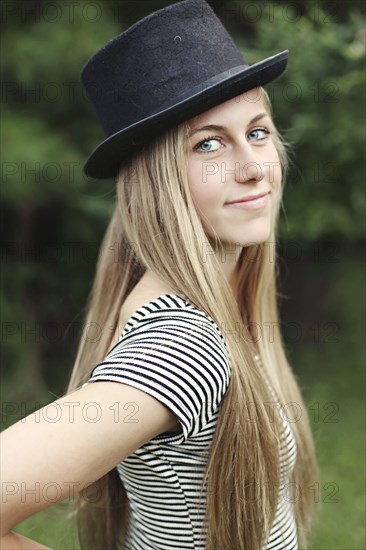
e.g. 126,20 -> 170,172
111,272 -> 184,346
118,274 -> 178,326
111,272 -> 228,353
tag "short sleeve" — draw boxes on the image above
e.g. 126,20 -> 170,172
85,305 -> 231,445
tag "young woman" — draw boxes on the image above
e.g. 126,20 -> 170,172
1,0 -> 319,548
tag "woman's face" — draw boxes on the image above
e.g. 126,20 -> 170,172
185,88 -> 281,251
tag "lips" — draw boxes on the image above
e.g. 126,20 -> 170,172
225,191 -> 269,205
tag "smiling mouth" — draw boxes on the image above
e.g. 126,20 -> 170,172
224,192 -> 270,210
225,191 -> 270,205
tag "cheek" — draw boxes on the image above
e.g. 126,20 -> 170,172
186,164 -> 201,207
186,162 -> 216,212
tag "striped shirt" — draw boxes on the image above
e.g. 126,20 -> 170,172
86,293 -> 298,549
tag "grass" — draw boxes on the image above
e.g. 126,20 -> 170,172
299,347 -> 365,549
13,501 -> 80,549
295,257 -> 365,549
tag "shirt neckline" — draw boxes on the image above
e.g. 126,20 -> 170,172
119,293 -> 188,338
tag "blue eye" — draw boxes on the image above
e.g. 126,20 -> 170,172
194,136 -> 222,153
247,127 -> 270,141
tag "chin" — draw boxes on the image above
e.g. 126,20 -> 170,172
229,224 -> 273,248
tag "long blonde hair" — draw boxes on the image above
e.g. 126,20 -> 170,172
67,88 -> 319,549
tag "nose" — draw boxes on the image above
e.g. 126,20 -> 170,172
232,141 -> 265,185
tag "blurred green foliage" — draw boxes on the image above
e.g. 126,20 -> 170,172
239,3 -> 365,239
1,0 -> 365,547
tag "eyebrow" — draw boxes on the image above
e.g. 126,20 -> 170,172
188,112 -> 269,137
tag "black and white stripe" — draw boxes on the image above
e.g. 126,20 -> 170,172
87,294 -> 298,549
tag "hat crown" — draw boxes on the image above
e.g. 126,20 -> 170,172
81,0 -> 246,136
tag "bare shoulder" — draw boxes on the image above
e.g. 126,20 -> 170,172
114,271 -> 177,342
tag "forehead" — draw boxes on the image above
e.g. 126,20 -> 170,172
187,88 -> 268,129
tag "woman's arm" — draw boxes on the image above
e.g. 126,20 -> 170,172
1,381 -> 179,545
0,531 -> 51,549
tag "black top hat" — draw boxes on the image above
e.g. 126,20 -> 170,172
81,0 -> 288,179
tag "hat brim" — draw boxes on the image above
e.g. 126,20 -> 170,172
83,50 -> 288,179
